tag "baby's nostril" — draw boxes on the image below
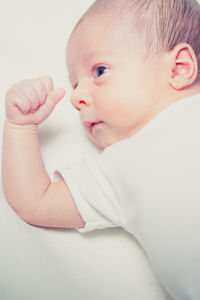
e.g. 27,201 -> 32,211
79,100 -> 86,105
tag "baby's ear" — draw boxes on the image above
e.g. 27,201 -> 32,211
169,43 -> 198,90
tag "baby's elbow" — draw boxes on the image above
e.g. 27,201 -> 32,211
4,189 -> 36,224
16,206 -> 37,225
7,197 -> 39,226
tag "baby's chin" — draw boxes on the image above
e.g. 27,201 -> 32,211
89,132 -> 123,150
85,130 -> 109,150
87,134 -> 106,150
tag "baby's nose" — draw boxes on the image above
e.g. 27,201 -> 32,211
70,85 -> 91,111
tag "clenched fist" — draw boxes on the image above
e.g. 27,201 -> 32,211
5,76 -> 65,125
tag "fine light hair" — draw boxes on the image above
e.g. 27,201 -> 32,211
81,0 -> 200,83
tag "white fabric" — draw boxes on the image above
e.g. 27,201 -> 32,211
56,93 -> 200,300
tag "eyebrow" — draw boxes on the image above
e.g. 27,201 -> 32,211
81,50 -> 114,64
81,52 -> 98,63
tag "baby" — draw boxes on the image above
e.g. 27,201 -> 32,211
2,0 -> 200,299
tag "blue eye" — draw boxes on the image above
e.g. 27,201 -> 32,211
94,66 -> 108,78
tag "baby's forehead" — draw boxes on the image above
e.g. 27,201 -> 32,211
68,11 -> 134,48
67,17 -> 134,65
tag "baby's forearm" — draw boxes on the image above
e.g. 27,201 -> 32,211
2,120 -> 51,220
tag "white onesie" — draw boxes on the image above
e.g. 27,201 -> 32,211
55,93 -> 200,300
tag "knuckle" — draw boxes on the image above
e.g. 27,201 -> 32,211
5,90 -> 12,101
5,89 -> 21,103
41,76 -> 54,92
8,80 -> 31,95
34,81 -> 47,98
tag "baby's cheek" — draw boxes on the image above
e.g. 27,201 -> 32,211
97,98 -> 118,115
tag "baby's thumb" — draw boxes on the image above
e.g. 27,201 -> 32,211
47,88 -> 66,106
33,88 -> 66,124
44,87 -> 66,115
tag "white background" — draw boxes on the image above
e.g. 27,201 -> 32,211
0,1 -> 179,299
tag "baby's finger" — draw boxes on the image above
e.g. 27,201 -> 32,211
10,91 -> 31,114
6,103 -> 35,125
47,88 -> 66,106
34,88 -> 65,124
32,82 -> 47,107
40,76 -> 54,95
23,86 -> 40,112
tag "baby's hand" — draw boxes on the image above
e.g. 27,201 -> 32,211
5,76 -> 65,125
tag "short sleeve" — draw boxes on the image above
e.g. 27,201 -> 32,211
54,153 -> 127,233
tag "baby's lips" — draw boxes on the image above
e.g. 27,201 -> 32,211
84,121 -> 93,128
83,120 -> 103,131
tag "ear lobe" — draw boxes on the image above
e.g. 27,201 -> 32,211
169,43 -> 198,90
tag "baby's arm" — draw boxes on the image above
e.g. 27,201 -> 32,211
2,76 -> 85,228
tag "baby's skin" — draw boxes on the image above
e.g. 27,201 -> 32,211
3,76 -> 85,228
5,76 -> 65,125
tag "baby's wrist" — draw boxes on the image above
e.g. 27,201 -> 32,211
4,119 -> 38,131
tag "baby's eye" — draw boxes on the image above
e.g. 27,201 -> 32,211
73,83 -> 78,90
93,65 -> 109,78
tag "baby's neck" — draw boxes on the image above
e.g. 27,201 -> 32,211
169,83 -> 200,104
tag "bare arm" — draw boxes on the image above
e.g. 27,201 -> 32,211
2,76 -> 85,228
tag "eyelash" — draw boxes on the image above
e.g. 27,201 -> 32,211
73,83 -> 78,90
93,65 -> 109,79
72,65 -> 109,89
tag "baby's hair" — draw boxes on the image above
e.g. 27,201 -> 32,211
81,0 -> 200,83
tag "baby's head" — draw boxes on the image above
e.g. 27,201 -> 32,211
67,0 -> 200,149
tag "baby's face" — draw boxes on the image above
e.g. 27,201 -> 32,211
67,13 -> 164,148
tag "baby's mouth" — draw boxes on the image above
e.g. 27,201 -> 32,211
84,121 -> 103,131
